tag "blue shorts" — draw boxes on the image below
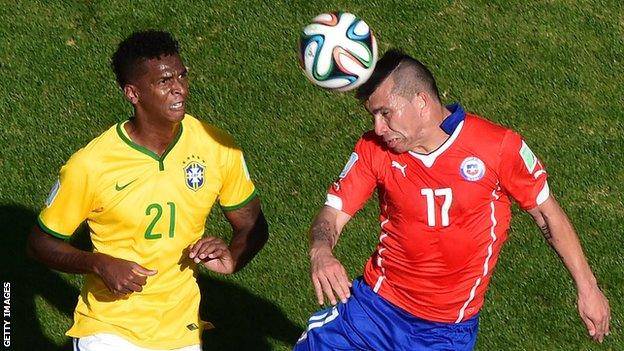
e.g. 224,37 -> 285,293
294,277 -> 479,351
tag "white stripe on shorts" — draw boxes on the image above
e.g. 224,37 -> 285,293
73,333 -> 201,351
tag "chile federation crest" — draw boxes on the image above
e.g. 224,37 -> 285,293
460,157 -> 486,181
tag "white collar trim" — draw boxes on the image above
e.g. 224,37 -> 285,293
408,120 -> 464,168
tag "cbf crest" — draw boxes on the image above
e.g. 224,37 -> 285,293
183,155 -> 206,191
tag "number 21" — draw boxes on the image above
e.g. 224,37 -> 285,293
144,202 -> 176,239
420,188 -> 452,227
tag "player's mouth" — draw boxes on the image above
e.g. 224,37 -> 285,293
385,137 -> 401,149
170,101 -> 185,111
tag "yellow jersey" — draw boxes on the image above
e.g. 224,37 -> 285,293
38,114 -> 256,349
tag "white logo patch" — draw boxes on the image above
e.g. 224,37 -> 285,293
460,157 -> 486,181
519,141 -> 537,173
339,152 -> 359,179
45,178 -> 60,207
391,161 -> 407,177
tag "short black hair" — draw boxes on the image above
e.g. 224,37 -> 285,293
111,30 -> 180,88
355,49 -> 440,103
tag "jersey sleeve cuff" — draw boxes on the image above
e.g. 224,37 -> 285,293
37,216 -> 72,241
325,194 -> 343,211
221,188 -> 257,211
535,181 -> 550,206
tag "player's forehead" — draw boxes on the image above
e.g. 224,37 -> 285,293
365,77 -> 398,111
140,54 -> 186,77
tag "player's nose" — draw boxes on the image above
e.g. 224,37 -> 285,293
172,77 -> 188,96
374,116 -> 388,136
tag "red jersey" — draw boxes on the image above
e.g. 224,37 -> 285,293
326,104 -> 549,323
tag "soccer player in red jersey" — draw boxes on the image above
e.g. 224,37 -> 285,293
294,50 -> 610,351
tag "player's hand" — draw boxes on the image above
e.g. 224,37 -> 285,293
188,237 -> 235,274
310,248 -> 352,306
578,285 -> 610,342
93,253 -> 157,297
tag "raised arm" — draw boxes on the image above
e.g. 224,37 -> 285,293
526,196 -> 610,342
27,225 -> 157,296
308,205 -> 352,306
189,197 -> 268,274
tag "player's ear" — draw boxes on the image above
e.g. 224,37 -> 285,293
414,92 -> 427,109
123,84 -> 140,105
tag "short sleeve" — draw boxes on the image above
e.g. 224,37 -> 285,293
499,130 -> 549,210
325,136 -> 377,216
219,146 -> 257,211
38,153 -> 96,239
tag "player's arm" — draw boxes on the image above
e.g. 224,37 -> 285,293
526,196 -> 610,342
309,205 -> 352,306
224,197 -> 268,272
27,225 -> 157,296
27,225 -> 99,274
189,197 -> 268,274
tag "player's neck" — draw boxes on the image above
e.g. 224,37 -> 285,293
125,116 -> 180,156
410,107 -> 452,154
410,128 -> 449,154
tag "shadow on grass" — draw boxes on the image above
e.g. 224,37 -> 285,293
0,204 -> 76,350
1,204 -> 302,350
198,274 -> 302,350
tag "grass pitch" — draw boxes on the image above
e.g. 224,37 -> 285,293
1,1 -> 622,350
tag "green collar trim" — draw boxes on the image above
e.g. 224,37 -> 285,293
116,120 -> 184,171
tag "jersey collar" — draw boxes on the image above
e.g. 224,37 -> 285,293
408,103 -> 465,168
116,118 -> 184,171
440,102 -> 465,135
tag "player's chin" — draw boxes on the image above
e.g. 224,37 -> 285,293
167,109 -> 186,122
390,147 -> 408,154
386,140 -> 407,154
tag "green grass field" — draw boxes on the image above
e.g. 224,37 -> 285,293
1,0 -> 622,350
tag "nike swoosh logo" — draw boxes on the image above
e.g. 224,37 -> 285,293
115,179 -> 137,191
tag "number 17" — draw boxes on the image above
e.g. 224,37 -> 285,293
420,188 -> 452,227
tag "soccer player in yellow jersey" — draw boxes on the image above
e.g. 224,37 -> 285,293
26,30 -> 269,351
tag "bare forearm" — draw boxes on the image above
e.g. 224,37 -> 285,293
530,197 -> 610,341
308,206 -> 350,257
27,226 -> 100,275
308,206 -> 353,305
309,217 -> 338,250
543,218 -> 596,288
532,200 -> 597,291
228,211 -> 269,272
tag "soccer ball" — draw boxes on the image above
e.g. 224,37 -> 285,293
299,12 -> 378,92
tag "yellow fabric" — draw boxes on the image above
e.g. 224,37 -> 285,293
39,114 -> 255,349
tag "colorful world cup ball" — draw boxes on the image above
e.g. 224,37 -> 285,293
299,12 -> 378,92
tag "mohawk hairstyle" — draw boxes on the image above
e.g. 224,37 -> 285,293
111,30 -> 180,88
355,49 -> 440,103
